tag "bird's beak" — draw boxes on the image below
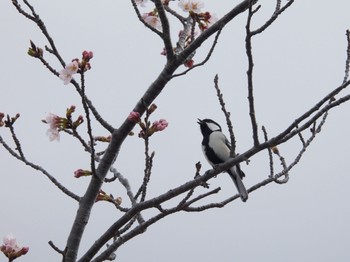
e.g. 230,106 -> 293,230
197,119 -> 203,125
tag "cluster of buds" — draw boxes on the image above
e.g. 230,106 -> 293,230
27,40 -> 43,58
192,11 -> 217,31
59,50 -> 93,85
128,104 -> 169,139
0,112 -> 5,127
80,51 -> 94,71
0,234 -> 29,261
0,113 -> 20,128
74,169 -> 92,178
96,190 -> 122,205
42,105 -> 83,141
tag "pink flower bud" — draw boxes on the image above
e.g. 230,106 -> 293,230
128,111 -> 141,122
184,59 -> 194,68
82,50 -> 94,60
74,169 -> 92,178
153,119 -> 168,131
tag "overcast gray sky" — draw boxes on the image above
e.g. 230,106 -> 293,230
1,0 -> 350,261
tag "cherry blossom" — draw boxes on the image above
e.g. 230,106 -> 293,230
178,0 -> 204,13
142,13 -> 162,31
135,0 -> 148,7
45,113 -> 62,141
59,61 -> 79,85
0,234 -> 29,260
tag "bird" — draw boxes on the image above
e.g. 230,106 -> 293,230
197,118 -> 248,202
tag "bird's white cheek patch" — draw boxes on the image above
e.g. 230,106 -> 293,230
206,122 -> 221,131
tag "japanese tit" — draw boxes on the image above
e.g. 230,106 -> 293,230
197,118 -> 248,202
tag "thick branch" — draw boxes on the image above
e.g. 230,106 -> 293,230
64,60 -> 180,262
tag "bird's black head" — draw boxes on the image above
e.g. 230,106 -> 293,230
197,118 -> 222,136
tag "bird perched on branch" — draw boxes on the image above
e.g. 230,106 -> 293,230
197,118 -> 248,202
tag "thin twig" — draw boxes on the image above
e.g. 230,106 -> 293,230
342,29 -> 350,84
63,129 -> 91,152
6,115 -> 25,160
172,29 -> 222,78
183,187 -> 221,210
109,167 -> 145,224
16,0 -> 66,66
272,147 -> 289,184
251,0 -> 295,36
154,0 -> 174,60
80,72 -> 97,178
48,241 -> 65,255
245,0 -> 259,146
0,135 -> 80,201
262,126 -> 274,178
130,0 -> 164,38
163,4 -> 186,25
213,74 -> 236,156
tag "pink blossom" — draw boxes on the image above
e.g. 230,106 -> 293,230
59,61 -> 79,85
1,234 -> 29,260
153,119 -> 168,131
178,0 -> 204,13
135,0 -> 148,7
142,13 -> 162,31
45,113 -> 61,141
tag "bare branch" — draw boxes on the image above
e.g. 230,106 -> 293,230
154,0 -> 175,60
262,126 -> 274,178
251,0 -> 295,36
272,147 -> 289,184
0,135 -> 80,201
213,74 -> 236,156
183,187 -> 221,211
48,241 -> 65,256
172,29 -> 222,78
342,29 -> 350,84
245,1 -> 260,146
80,72 -> 97,178
12,0 -> 66,67
163,4 -> 186,25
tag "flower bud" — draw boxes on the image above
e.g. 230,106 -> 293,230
128,111 -> 141,122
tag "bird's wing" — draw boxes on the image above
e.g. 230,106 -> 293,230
208,131 -> 230,162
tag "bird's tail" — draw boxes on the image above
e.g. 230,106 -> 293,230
228,167 -> 248,202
